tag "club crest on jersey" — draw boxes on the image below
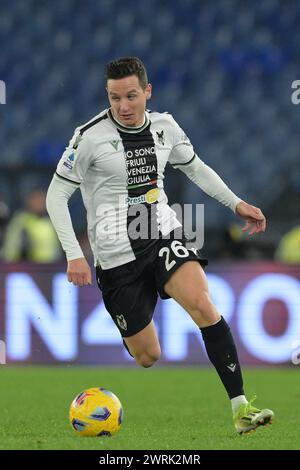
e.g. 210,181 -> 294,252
109,140 -> 120,151
156,130 -> 165,145
116,314 -> 127,331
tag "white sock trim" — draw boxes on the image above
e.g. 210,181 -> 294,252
231,395 -> 248,414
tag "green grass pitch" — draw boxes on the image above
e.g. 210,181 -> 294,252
0,366 -> 298,450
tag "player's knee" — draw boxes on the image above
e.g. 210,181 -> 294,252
135,349 -> 161,368
137,355 -> 159,368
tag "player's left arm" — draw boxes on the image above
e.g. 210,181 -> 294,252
168,116 -> 266,237
175,155 -> 266,237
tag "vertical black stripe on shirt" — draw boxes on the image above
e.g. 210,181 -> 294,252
117,124 -> 159,257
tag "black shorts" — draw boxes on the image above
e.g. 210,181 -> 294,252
96,233 -> 208,338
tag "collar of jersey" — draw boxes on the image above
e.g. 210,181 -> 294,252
108,109 -> 150,133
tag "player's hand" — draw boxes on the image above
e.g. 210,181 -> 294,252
235,201 -> 266,237
67,257 -> 92,286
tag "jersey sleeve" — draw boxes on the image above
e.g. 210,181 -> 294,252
46,174 -> 84,261
168,116 -> 196,167
176,155 -> 242,212
56,128 -> 94,185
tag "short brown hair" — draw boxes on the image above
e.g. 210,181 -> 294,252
106,57 -> 148,90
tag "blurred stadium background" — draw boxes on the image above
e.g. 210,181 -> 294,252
0,0 -> 300,368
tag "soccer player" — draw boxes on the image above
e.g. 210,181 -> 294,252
46,57 -> 274,434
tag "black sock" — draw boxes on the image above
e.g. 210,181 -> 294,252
200,317 -> 244,399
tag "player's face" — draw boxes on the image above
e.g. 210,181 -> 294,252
107,75 -> 152,127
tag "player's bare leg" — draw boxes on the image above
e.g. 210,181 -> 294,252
164,261 -> 274,433
124,320 -> 161,368
164,261 -> 220,327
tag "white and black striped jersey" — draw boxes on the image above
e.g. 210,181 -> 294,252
55,108 -> 197,269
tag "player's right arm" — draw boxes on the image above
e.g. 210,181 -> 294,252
46,176 -> 92,286
46,128 -> 94,286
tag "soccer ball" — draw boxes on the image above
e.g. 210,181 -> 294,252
69,387 -> 123,437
